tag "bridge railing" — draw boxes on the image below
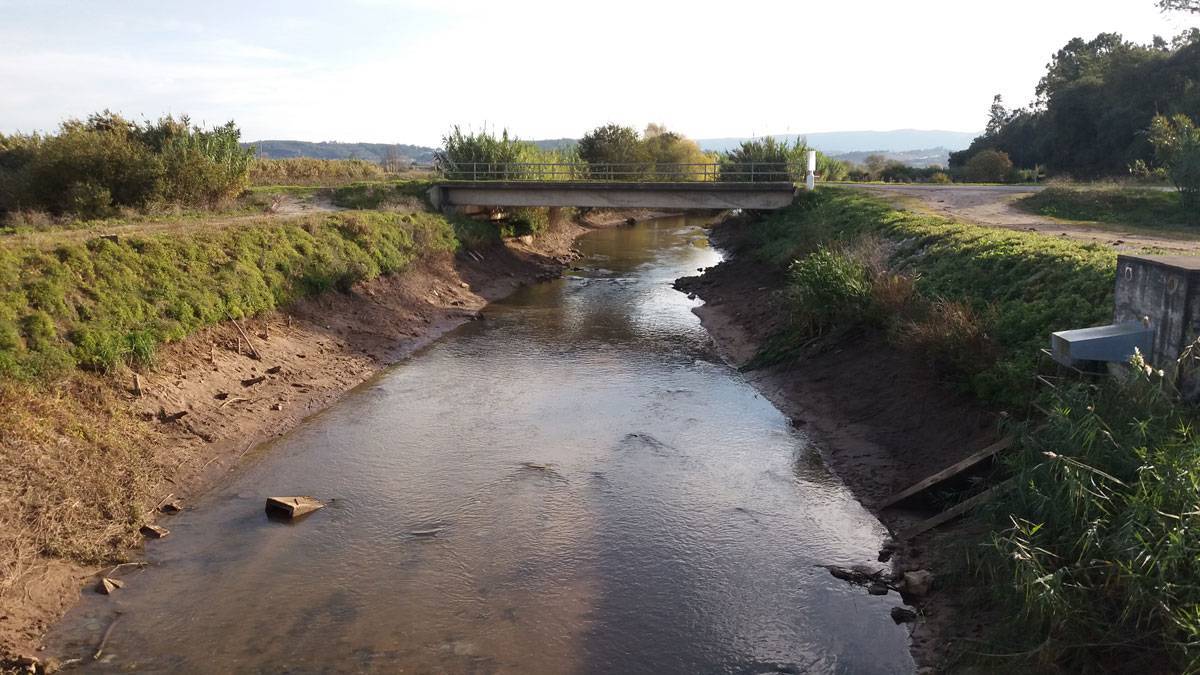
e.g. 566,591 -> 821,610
437,162 -> 804,183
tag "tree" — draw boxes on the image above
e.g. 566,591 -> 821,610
1149,114 -> 1200,208
576,124 -> 645,176
952,29 -> 1200,177
1158,0 -> 1199,12
864,154 -> 890,177
964,149 -> 1014,183
986,95 -> 1009,137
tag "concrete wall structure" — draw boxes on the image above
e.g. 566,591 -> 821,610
1114,254 -> 1200,398
428,182 -> 796,211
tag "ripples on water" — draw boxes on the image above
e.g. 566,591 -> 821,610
48,216 -> 913,674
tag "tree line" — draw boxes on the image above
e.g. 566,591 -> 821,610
435,123 -> 853,183
951,17 -> 1200,198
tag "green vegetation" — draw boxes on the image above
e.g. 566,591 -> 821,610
1020,187 -> 1194,227
434,126 -> 574,180
330,180 -> 433,210
953,30 -> 1200,178
0,111 -> 253,219
963,149 -> 1014,183
249,158 -> 388,186
717,136 -> 849,183
1150,114 -> 1200,208
0,210 -> 459,379
743,189 -> 1114,406
575,123 -> 712,179
979,362 -> 1200,672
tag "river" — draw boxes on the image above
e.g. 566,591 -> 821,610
47,215 -> 914,674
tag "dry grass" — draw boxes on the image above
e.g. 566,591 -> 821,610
0,376 -> 166,594
0,211 -> 55,232
897,299 -> 995,375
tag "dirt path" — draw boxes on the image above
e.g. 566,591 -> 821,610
846,183 -> 1200,254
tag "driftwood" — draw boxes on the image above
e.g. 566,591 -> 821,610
878,436 -> 1014,509
227,312 -> 262,360
93,614 -> 122,660
897,478 -> 1016,541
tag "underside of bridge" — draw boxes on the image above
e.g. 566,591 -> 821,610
428,181 -> 797,211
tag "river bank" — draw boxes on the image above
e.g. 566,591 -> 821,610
0,207 -> 674,672
675,212 -> 1008,671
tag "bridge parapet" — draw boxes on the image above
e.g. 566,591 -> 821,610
428,181 -> 797,211
437,161 -> 803,183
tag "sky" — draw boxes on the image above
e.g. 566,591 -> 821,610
0,0 -> 1194,146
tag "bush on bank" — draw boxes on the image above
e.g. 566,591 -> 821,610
0,111 -> 254,218
742,188 -> 1115,406
0,210 -> 459,379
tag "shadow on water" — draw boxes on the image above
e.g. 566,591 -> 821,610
46,215 -> 913,674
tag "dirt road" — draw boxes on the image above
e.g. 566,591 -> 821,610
844,183 -> 1200,254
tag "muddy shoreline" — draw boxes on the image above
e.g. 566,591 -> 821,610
2,209 -> 677,671
677,217 -> 1003,671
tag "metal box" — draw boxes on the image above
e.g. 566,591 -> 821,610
1050,323 -> 1154,369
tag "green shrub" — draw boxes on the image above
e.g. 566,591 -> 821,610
1150,114 -> 1200,210
434,126 -> 554,180
0,111 -> 253,217
742,189 -> 1114,405
788,248 -> 872,331
964,149 -> 1014,183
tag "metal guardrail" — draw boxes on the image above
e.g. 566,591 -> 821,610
436,162 -> 804,183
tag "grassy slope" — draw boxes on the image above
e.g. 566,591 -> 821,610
741,189 -> 1116,405
0,209 -> 464,378
1019,186 -> 1194,228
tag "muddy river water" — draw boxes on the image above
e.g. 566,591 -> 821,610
49,216 -> 914,673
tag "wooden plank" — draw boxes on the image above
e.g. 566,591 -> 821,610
896,479 -> 1015,541
878,436 -> 1014,509
265,496 -> 325,519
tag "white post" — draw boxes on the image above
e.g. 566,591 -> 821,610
805,150 -> 817,191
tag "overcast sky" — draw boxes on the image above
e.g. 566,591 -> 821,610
0,0 -> 1193,146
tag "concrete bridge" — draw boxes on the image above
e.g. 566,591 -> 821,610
427,162 -> 799,211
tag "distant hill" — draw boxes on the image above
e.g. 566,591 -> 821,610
531,138 -> 577,151
830,148 -> 953,168
245,140 -> 437,164
696,130 -> 978,155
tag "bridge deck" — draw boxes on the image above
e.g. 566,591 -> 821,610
429,181 -> 797,210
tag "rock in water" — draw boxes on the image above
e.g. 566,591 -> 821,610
265,496 -> 325,519
96,577 -> 124,595
891,607 -> 917,624
140,523 -> 170,539
901,570 -> 934,597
